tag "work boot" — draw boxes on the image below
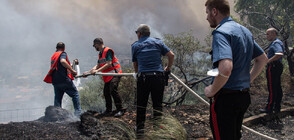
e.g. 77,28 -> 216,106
114,110 -> 125,117
101,110 -> 112,116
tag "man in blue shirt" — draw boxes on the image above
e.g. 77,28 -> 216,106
260,28 -> 284,114
204,0 -> 268,139
132,24 -> 174,138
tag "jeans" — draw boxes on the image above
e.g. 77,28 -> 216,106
53,81 -> 81,116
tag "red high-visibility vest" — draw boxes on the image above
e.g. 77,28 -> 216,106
43,51 -> 74,83
99,47 -> 122,83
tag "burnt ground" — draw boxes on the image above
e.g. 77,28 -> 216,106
0,74 -> 293,140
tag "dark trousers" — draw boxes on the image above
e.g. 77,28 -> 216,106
104,76 -> 123,112
266,62 -> 283,112
210,89 -> 250,140
136,74 -> 165,134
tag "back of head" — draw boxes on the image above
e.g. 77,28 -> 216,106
56,42 -> 65,50
205,0 -> 230,16
93,38 -> 104,45
136,24 -> 150,37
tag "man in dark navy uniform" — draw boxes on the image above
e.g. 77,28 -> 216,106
204,0 -> 268,139
132,24 -> 174,138
260,28 -> 285,114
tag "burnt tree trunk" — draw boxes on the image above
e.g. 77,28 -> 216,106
285,41 -> 294,76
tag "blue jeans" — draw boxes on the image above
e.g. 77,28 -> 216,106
53,81 -> 81,116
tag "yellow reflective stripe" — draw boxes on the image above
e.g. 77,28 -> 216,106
115,67 -> 122,72
113,62 -> 120,66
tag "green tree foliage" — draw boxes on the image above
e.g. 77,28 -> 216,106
162,31 -> 212,105
235,0 -> 294,75
79,77 -> 105,111
118,65 -> 136,108
163,31 -> 211,83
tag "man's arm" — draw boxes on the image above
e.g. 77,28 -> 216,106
164,51 -> 174,71
205,59 -> 233,98
133,62 -> 138,73
94,61 -> 112,74
60,58 -> 77,75
268,54 -> 282,63
250,53 -> 268,83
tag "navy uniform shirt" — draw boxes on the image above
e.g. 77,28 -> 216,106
52,51 -> 72,85
267,38 -> 284,63
132,36 -> 170,73
212,17 -> 264,90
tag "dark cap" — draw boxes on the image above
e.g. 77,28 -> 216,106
93,38 -> 104,45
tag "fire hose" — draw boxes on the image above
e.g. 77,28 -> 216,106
75,72 -> 277,140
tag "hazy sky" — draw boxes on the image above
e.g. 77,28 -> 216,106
0,0 -> 235,73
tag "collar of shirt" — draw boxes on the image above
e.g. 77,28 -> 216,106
215,17 -> 233,30
138,36 -> 149,43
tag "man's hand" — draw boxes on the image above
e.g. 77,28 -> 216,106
82,72 -> 89,78
90,69 -> 98,75
164,66 -> 171,72
72,70 -> 77,76
205,85 -> 214,98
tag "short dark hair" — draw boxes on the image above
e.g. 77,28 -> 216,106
205,0 -> 230,16
56,42 -> 65,49
93,38 -> 104,45
136,24 -> 150,37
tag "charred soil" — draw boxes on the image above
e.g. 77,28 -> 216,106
0,74 -> 293,140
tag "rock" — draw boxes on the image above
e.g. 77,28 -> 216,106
38,106 -> 78,122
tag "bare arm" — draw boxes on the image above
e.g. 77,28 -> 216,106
95,61 -> 112,73
133,62 -> 138,73
205,59 -> 233,98
250,53 -> 268,83
60,58 -> 77,75
268,54 -> 282,63
164,51 -> 175,71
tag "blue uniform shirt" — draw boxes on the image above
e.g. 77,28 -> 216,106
267,38 -> 284,63
52,51 -> 72,85
132,36 -> 170,73
212,17 -> 264,90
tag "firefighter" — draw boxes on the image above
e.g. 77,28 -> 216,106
44,42 -> 81,116
83,38 -> 124,117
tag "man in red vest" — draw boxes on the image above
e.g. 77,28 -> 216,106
83,38 -> 124,117
44,42 -> 82,116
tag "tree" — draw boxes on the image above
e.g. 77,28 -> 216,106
163,31 -> 211,83
235,0 -> 294,76
162,31 -> 212,105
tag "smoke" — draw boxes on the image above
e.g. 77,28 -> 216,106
0,0 -> 234,121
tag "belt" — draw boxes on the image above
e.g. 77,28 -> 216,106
220,88 -> 250,94
137,71 -> 164,77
